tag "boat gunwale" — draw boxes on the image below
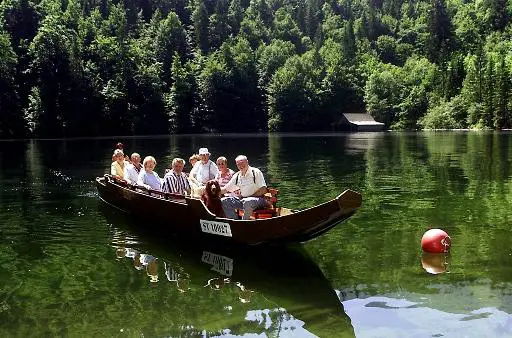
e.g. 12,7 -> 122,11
96,175 -> 356,223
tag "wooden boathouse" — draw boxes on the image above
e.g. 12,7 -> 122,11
336,113 -> 385,132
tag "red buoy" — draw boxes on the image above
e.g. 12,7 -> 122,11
421,229 -> 451,253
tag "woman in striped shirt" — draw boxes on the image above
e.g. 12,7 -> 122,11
215,156 -> 235,188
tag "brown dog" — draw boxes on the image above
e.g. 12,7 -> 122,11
201,180 -> 225,217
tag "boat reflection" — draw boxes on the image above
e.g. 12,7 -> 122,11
107,210 -> 355,337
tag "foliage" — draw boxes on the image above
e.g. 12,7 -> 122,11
0,28 -> 24,137
419,95 -> 468,129
167,54 -> 196,133
267,50 -> 328,131
1,0 -> 512,137
365,57 -> 437,129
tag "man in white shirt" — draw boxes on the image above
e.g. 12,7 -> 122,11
190,147 -> 219,185
221,155 -> 267,219
124,152 -> 143,184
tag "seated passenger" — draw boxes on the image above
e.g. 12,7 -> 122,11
111,149 -> 125,179
124,152 -> 143,184
162,158 -> 191,195
215,156 -> 235,188
112,142 -> 124,161
221,155 -> 267,220
188,154 -> 200,171
189,148 -> 218,197
190,148 -> 219,186
137,156 -> 162,191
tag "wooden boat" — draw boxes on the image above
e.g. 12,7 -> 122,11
96,174 -> 362,245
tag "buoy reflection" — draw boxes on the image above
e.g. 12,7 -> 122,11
421,253 -> 450,275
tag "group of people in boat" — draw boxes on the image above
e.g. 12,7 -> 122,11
109,143 -> 268,219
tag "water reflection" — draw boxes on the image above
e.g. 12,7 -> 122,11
4,133 -> 512,336
421,253 -> 450,275
343,296 -> 512,338
108,211 -> 354,337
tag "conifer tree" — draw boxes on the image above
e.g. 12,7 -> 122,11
192,0 -> 209,53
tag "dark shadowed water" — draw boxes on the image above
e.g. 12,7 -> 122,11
1,132 -> 512,337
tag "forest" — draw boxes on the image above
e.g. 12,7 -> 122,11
0,0 -> 511,138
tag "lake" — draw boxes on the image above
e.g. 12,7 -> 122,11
1,132 -> 511,337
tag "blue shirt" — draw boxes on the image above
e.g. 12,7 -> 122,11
137,170 -> 162,191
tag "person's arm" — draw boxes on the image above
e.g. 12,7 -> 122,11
123,166 -> 130,182
124,165 -> 136,184
252,169 -> 267,197
220,174 -> 237,195
155,172 -> 163,191
137,171 -> 150,189
252,186 -> 268,197
188,174 -> 201,187
111,162 -> 117,176
211,162 -> 219,180
184,174 -> 191,195
162,174 -> 169,193
189,161 -> 199,178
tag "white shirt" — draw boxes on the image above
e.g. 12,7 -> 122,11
223,166 -> 266,198
190,160 -> 219,185
124,163 -> 142,184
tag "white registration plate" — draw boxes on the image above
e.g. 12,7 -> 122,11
200,219 -> 233,237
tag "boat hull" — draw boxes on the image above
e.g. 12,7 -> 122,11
96,176 -> 361,245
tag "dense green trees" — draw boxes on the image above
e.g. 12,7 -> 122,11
0,29 -> 23,137
1,0 -> 512,138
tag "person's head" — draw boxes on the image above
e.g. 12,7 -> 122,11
143,156 -> 157,173
172,158 -> 185,174
131,153 -> 141,165
115,142 -> 124,150
198,147 -> 210,163
216,156 -> 228,173
235,155 -> 249,172
189,154 -> 200,167
113,149 -> 124,164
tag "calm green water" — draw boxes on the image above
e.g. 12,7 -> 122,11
1,132 -> 512,337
